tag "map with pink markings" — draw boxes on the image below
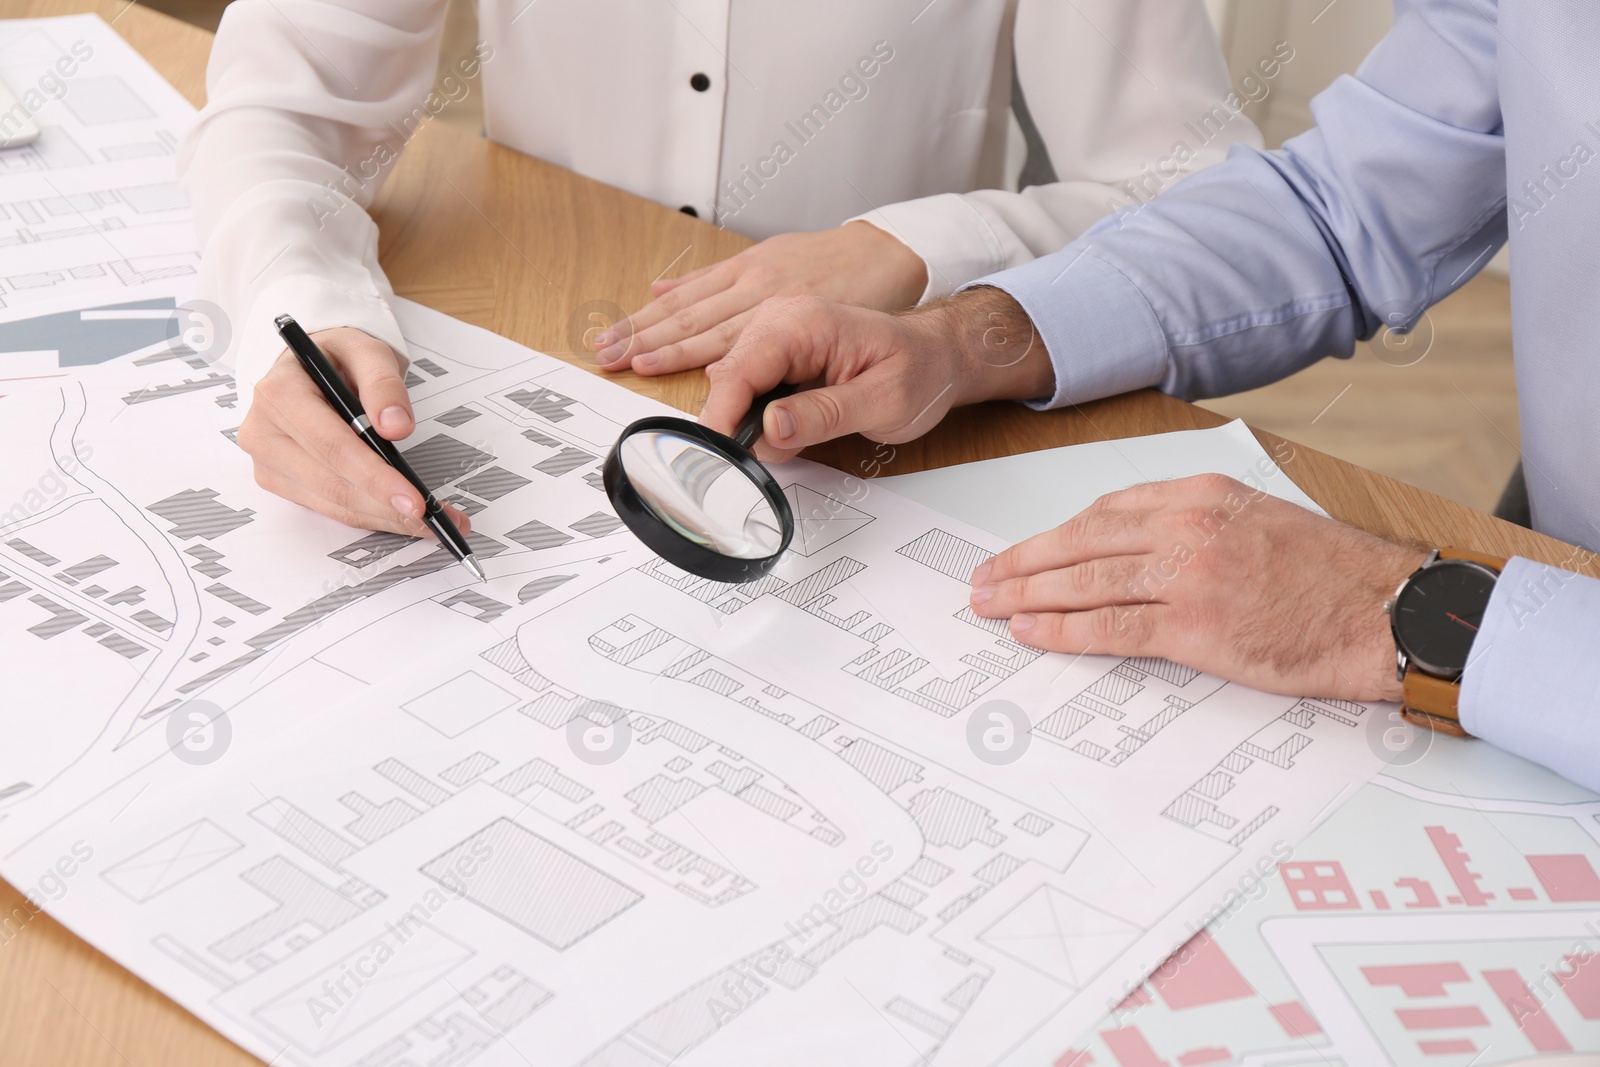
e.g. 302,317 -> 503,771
1057,738 -> 1600,1065
879,424 -> 1600,1067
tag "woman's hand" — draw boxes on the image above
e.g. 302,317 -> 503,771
236,327 -> 472,538
592,221 -> 928,376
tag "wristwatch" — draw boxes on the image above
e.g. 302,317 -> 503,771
1384,548 -> 1507,736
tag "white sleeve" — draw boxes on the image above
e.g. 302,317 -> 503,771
852,0 -> 1264,301
176,0 -> 453,407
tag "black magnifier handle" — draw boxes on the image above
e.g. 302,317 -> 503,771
731,383 -> 800,450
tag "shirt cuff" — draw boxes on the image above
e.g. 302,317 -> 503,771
965,249 -> 1168,410
849,193 -> 1008,304
1460,556 -> 1600,791
233,274 -> 409,408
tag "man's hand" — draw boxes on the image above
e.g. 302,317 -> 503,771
236,327 -> 472,538
968,475 -> 1423,701
592,222 -> 928,375
698,289 -> 1055,463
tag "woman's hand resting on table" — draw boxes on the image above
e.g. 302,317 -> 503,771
590,221 -> 928,376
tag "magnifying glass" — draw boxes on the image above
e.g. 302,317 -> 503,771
603,385 -> 797,582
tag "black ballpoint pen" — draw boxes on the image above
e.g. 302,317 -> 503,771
274,314 -> 487,583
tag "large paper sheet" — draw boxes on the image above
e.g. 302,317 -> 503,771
0,14 -> 199,384
879,419 -> 1322,542
1,299 -> 1390,1065
1053,741 -> 1600,1065
887,430 -> 1600,1063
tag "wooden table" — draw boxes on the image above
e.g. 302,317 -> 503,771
3,3 -> 1594,1065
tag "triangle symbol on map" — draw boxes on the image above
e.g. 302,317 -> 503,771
782,484 -> 875,556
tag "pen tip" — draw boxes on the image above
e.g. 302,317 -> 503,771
463,555 -> 487,583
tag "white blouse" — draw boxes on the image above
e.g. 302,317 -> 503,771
177,0 -> 1259,402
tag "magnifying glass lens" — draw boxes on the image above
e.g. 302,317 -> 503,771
619,430 -> 784,560
605,386 -> 797,581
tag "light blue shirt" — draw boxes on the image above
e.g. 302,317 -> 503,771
981,0 -> 1600,789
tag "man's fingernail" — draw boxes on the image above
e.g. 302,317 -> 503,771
379,405 -> 409,433
391,494 -> 416,518
592,330 -> 617,349
771,405 -> 797,441
1012,613 -> 1036,634
971,584 -> 994,606
635,351 -> 659,369
597,344 -> 625,365
971,561 -> 992,586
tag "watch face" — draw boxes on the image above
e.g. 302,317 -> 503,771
1392,560 -> 1499,678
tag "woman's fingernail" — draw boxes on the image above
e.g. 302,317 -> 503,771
971,584 -> 994,606
592,329 -> 617,349
971,561 -> 992,586
771,405 -> 797,441
597,344 -> 626,365
391,494 -> 416,518
635,351 -> 660,369
1011,613 -> 1036,634
379,406 -> 409,433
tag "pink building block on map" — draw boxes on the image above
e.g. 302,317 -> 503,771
1394,877 -> 1441,909
1278,861 -> 1359,910
1148,931 -> 1254,1009
1527,854 -> 1600,902
1269,1000 -> 1322,1038
1362,962 -> 1470,997
1484,968 -> 1573,1052
1425,826 -> 1493,906
1395,1006 -> 1488,1029
1556,953 -> 1600,1020
1418,1038 -> 1476,1054
1099,1025 -> 1168,1066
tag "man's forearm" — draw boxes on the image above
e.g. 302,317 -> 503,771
901,286 -> 1057,407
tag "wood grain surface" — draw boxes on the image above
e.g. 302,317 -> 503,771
0,4 -> 1589,1066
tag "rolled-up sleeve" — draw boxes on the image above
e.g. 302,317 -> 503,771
971,0 -> 1507,407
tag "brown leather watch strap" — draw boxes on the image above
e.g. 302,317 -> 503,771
1439,547 -> 1509,571
1394,548 -> 1503,739
1401,668 -> 1471,737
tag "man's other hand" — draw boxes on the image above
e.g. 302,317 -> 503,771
969,474 -> 1423,702
697,288 -> 1055,463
